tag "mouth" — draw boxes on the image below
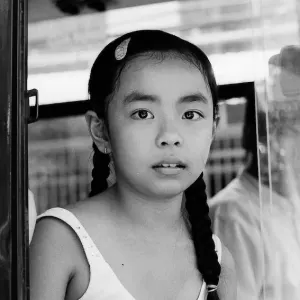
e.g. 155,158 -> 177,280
152,160 -> 186,169
152,163 -> 185,169
152,161 -> 186,176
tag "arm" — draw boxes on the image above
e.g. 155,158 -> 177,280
214,214 -> 263,300
218,244 -> 237,300
29,217 -> 77,300
28,190 -> 37,244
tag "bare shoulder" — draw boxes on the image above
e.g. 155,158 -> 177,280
65,190 -> 116,229
218,242 -> 237,300
30,192 -> 115,300
30,215 -> 84,300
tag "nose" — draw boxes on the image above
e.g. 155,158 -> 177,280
155,120 -> 183,148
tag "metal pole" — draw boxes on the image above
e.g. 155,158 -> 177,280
0,0 -> 29,299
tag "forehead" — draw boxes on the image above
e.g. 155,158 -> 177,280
115,56 -> 212,103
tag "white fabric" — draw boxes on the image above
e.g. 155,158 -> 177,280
28,190 -> 37,243
209,170 -> 300,300
37,207 -> 222,300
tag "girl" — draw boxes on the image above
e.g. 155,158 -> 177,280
30,30 -> 236,300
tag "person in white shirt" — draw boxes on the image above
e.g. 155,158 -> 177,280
0,189 -> 37,275
209,45 -> 300,300
28,189 -> 37,243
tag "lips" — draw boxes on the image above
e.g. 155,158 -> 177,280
153,163 -> 185,169
152,160 -> 186,176
152,160 -> 186,169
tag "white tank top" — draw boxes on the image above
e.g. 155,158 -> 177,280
37,207 -> 222,300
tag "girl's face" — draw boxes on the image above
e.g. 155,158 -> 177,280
107,56 -> 215,199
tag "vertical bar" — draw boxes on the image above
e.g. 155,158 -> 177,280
13,0 -> 29,298
0,0 -> 14,298
0,0 -> 28,300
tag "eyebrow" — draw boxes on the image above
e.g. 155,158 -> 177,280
123,91 -> 208,106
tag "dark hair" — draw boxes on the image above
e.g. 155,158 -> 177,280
88,30 -> 221,299
242,95 -> 267,179
242,96 -> 259,178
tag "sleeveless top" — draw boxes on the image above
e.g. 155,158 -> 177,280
37,207 -> 222,300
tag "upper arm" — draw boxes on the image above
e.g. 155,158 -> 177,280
218,244 -> 237,300
29,217 -> 77,300
213,215 -> 263,298
28,190 -> 37,244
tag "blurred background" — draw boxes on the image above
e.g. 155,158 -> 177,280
27,0 -> 300,214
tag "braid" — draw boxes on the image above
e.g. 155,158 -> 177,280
185,173 -> 221,300
89,143 -> 111,197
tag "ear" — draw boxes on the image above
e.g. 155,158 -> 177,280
85,110 -> 111,154
211,114 -> 219,141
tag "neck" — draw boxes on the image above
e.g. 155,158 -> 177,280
110,182 -> 186,234
244,152 -> 258,180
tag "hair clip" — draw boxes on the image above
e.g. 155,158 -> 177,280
207,284 -> 218,293
115,38 -> 131,60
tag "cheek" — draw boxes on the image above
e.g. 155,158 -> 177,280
108,109 -> 153,153
188,128 -> 213,165
109,123 -> 148,168
110,121 -> 147,145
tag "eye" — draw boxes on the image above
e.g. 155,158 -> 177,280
131,109 -> 154,120
183,111 -> 203,120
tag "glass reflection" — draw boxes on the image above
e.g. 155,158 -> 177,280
210,43 -> 300,300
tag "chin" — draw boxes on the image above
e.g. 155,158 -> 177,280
122,170 -> 196,199
144,179 -> 189,199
